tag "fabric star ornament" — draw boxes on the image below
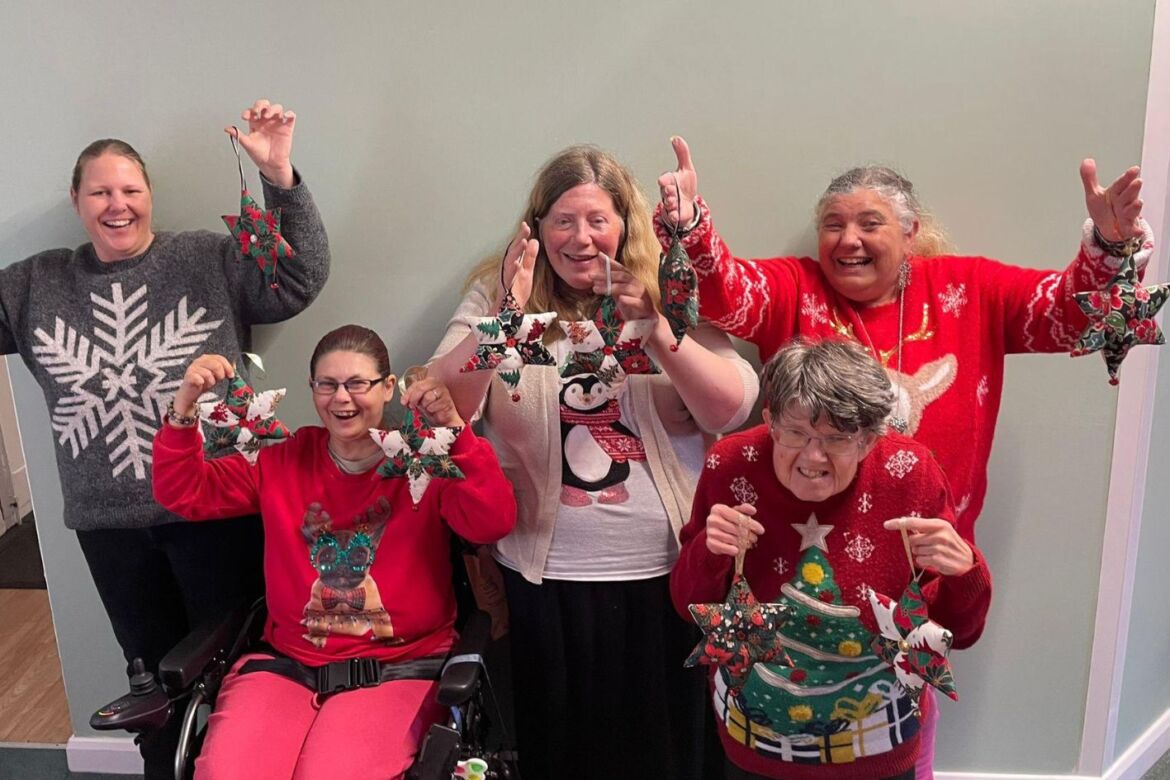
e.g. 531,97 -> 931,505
685,573 -> 792,695
460,290 -> 556,401
559,296 -> 659,391
222,189 -> 294,289
199,375 -> 292,464
659,235 -> 698,351
1071,254 -> 1169,385
369,409 -> 465,506
866,580 -> 958,713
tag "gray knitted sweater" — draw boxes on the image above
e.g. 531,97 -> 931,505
0,174 -> 329,530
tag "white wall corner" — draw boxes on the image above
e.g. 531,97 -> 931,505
1078,0 -> 1170,772
65,735 -> 143,775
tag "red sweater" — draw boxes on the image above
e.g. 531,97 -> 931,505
671,426 -> 991,780
657,199 -> 1153,540
153,423 -> 516,666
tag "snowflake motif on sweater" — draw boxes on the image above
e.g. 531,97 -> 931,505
800,293 -> 829,326
730,476 -> 758,506
938,283 -> 968,316
32,283 -> 222,479
884,450 -> 919,480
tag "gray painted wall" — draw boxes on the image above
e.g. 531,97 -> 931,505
0,1 -> 1156,771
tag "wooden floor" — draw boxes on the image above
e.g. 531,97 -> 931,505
0,589 -> 73,743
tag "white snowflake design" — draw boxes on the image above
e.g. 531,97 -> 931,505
742,445 -> 759,463
773,557 -> 789,576
858,492 -> 872,514
706,453 -> 721,470
843,532 -> 875,563
908,510 -> 923,518
976,375 -> 990,407
32,283 -> 222,479
800,293 -> 829,326
729,476 -> 759,506
938,283 -> 968,316
854,583 -> 871,602
884,449 -> 919,480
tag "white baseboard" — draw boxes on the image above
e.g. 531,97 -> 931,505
66,735 -> 143,775
937,773 -> 1095,780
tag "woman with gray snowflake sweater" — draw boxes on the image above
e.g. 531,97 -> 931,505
0,98 -> 329,777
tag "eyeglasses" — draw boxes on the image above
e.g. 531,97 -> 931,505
770,426 -> 862,455
309,375 -> 390,396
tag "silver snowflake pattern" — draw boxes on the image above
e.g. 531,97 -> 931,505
800,293 -> 829,326
742,445 -> 759,463
729,476 -> 759,506
773,557 -> 789,576
706,453 -> 721,470
939,283 -> 968,316
843,532 -> 875,563
976,375 -> 990,407
32,283 -> 222,479
858,492 -> 872,514
884,449 -> 919,480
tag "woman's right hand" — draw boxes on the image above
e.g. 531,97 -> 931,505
705,502 -> 763,557
172,354 -> 234,417
657,136 -> 699,229
499,221 -> 540,309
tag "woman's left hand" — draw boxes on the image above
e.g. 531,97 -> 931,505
229,98 -> 296,189
401,376 -> 465,429
1081,158 -> 1143,241
591,254 -> 658,321
884,516 -> 974,576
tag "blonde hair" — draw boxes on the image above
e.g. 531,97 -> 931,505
814,165 -> 955,256
464,145 -> 662,326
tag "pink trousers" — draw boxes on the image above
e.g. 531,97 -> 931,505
915,687 -> 938,779
194,653 -> 446,780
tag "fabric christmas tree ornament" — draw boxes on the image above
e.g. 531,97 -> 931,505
866,580 -> 958,713
659,235 -> 698,351
559,296 -> 659,392
1071,253 -> 1169,385
199,374 -> 291,464
685,572 -> 791,695
369,409 -> 465,506
460,290 -> 556,402
221,129 -> 295,288
714,541 -> 920,766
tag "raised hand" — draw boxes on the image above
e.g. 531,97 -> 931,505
657,136 -> 698,228
173,354 -> 234,418
400,376 -> 465,429
500,221 -> 539,309
705,503 -> 764,558
591,253 -> 657,321
229,98 -> 296,189
1081,159 -> 1143,241
884,516 -> 974,577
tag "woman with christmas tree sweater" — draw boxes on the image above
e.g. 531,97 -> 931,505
671,339 -> 992,780
655,137 -> 1152,544
152,325 -> 516,779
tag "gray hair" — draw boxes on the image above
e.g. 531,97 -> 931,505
761,338 -> 894,435
814,165 -> 921,235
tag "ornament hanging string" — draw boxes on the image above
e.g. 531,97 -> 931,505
734,510 -> 749,577
229,127 -> 246,194
897,519 -> 922,583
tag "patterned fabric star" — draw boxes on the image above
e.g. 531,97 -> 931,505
659,235 -> 698,351
559,296 -> 659,391
460,291 -> 556,401
1071,254 -> 1169,385
867,581 -> 957,713
369,409 -> 464,506
222,189 -> 295,289
199,375 -> 291,464
685,573 -> 791,695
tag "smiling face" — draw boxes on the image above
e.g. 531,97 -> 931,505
538,182 -> 624,292
71,152 -> 155,263
763,405 -> 877,502
311,350 -> 394,457
816,189 -> 916,306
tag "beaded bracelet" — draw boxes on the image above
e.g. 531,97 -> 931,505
1093,225 -> 1142,258
165,399 -> 199,427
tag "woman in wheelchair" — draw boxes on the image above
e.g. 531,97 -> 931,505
152,324 -> 517,780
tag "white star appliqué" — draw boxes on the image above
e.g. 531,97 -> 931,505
742,445 -> 759,463
858,492 -> 872,514
939,283 -> 968,316
32,283 -> 222,479
843,532 -> 875,563
884,449 -> 919,479
730,476 -> 759,506
791,513 -> 834,552
706,453 -> 721,470
976,375 -> 990,407
800,293 -> 829,326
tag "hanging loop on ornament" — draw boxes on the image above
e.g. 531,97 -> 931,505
228,126 -> 247,193
670,172 -> 684,241
896,519 -> 922,582
601,251 -> 612,298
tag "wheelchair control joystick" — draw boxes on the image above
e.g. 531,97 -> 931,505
90,657 -> 173,734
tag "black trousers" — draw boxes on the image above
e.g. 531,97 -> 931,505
77,517 -> 264,780
502,568 -> 718,780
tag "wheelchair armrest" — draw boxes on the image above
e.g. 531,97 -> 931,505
159,597 -> 264,691
437,609 -> 491,708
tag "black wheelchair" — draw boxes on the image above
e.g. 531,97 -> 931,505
91,543 -> 518,780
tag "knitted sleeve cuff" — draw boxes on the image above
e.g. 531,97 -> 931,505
1080,217 -> 1154,272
